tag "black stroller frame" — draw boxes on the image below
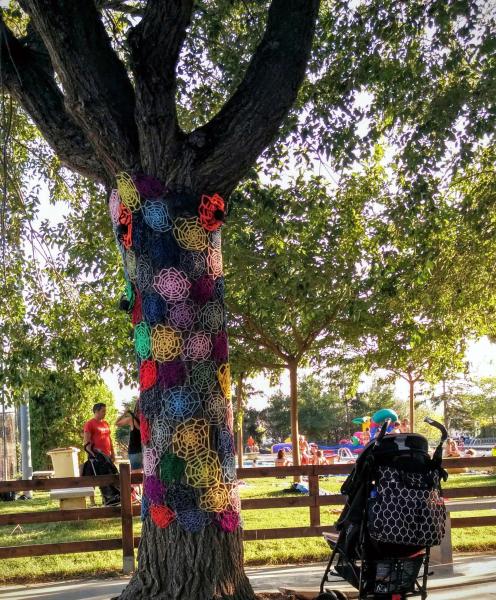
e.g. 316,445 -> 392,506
82,445 -> 121,506
319,417 -> 448,600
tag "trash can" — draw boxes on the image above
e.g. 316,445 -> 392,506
47,447 -> 80,478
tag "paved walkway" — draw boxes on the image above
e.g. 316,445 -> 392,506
0,553 -> 495,599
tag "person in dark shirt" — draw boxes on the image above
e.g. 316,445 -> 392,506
116,408 -> 142,471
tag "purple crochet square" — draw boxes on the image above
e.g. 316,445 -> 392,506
144,475 -> 166,505
133,174 -> 166,198
215,510 -> 240,533
158,361 -> 187,389
212,331 -> 228,364
190,275 -> 215,306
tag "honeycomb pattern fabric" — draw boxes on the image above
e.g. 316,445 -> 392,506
368,466 -> 446,547
110,174 -> 240,534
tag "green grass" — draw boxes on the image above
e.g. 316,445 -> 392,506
0,473 -> 495,584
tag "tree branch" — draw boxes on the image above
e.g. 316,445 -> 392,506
232,310 -> 289,361
128,0 -> 194,175
0,16 -> 109,183
98,0 -> 144,15
191,0 -> 321,196
22,0 -> 140,178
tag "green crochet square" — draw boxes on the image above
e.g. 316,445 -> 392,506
159,452 -> 186,484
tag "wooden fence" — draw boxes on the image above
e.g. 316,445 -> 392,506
0,457 -> 495,573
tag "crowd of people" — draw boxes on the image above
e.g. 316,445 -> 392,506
274,435 -> 331,467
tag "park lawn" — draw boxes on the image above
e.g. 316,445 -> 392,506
0,473 -> 494,583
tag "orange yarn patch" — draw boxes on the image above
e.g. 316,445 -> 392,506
119,204 -> 133,249
150,505 -> 176,529
199,193 -> 225,231
140,360 -> 157,391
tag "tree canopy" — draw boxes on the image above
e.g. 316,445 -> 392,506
30,369 -> 117,470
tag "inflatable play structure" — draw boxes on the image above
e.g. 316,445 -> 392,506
272,408 -> 401,458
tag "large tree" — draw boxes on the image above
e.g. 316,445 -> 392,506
1,1 -> 494,598
0,2 -> 320,598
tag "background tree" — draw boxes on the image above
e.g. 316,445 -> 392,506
260,390 -> 290,443
358,156 -> 496,431
226,173 -> 380,466
30,370 -> 117,470
430,378 -> 475,434
359,377 -> 399,416
463,377 -> 496,437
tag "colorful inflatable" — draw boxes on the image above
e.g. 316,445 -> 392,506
372,408 -> 398,424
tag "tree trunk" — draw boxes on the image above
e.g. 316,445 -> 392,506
110,176 -> 254,600
409,378 -> 415,433
236,374 -> 244,470
121,520 -> 252,600
288,361 -> 300,481
442,379 -> 450,432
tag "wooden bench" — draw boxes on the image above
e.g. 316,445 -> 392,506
50,487 -> 95,510
32,470 -> 54,479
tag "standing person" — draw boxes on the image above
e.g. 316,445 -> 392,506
83,403 -> 115,462
299,435 -> 311,465
82,403 -> 119,506
246,435 -> 255,452
116,408 -> 142,471
116,407 -> 142,504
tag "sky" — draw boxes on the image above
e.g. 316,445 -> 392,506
102,336 -> 496,414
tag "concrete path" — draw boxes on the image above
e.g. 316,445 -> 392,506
0,553 -> 495,600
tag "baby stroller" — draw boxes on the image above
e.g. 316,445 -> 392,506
318,417 -> 448,600
82,446 -> 120,506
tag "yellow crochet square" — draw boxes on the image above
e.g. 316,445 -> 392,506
116,172 -> 141,212
217,363 -> 232,400
185,450 -> 221,488
173,418 -> 210,459
173,217 -> 209,251
199,483 -> 230,512
151,325 -> 182,361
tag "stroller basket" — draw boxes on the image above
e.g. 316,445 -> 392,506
363,555 -> 424,596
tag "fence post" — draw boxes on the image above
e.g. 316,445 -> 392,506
119,463 -> 135,574
431,515 -> 453,571
308,468 -> 321,527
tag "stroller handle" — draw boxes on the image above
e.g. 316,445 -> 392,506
374,419 -> 391,446
424,417 -> 448,443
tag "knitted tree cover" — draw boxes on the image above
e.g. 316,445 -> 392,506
110,174 -> 239,533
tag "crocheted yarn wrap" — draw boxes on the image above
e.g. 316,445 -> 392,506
110,176 -> 238,534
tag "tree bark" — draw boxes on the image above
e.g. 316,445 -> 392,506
409,377 -> 415,433
236,373 -> 244,470
288,360 -> 300,481
120,520 -> 253,600
22,0 -> 140,175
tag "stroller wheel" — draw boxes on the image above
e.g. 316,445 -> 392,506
316,593 -> 345,600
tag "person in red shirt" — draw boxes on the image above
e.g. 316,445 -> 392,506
83,403 -> 115,462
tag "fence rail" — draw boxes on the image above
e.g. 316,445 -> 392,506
0,457 -> 495,571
